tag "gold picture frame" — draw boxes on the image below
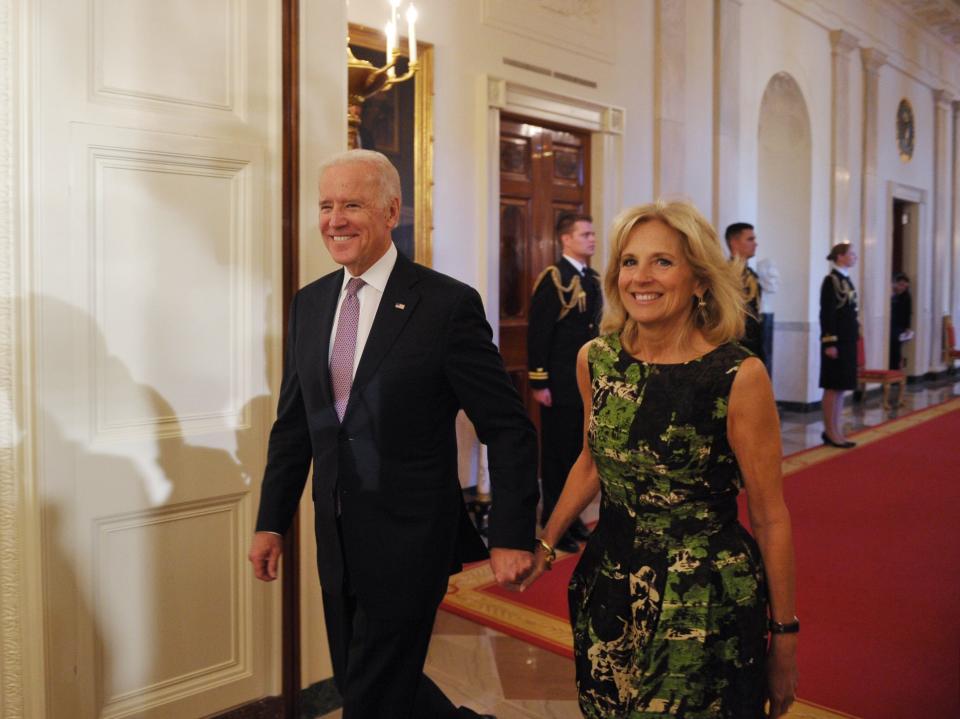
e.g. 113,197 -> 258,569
348,24 -> 434,267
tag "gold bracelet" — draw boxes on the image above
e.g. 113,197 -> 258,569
535,537 -> 556,570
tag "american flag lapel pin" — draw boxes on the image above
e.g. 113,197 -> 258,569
395,303 -> 406,310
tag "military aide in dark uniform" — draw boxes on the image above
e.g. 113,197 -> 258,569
819,242 -> 859,449
889,272 -> 912,370
527,213 -> 602,553
724,223 -> 765,364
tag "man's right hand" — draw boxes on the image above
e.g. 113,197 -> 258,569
249,532 -> 283,581
532,388 -> 552,407
489,547 -> 535,590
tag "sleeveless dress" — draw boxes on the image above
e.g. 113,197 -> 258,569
569,334 -> 768,718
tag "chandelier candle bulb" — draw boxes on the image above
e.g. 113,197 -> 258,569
385,20 -> 397,76
406,4 -> 418,63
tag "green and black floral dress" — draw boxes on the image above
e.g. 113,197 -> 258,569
569,334 -> 767,718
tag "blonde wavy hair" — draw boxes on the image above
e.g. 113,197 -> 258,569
600,199 -> 746,350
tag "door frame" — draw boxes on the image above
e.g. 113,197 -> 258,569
4,0 -> 52,714
481,77 -> 625,340
886,182 -> 928,377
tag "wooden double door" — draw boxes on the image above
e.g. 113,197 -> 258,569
498,116 -> 592,419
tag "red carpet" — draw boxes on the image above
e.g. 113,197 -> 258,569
442,553 -> 579,658
777,404 -> 960,719
443,399 -> 960,718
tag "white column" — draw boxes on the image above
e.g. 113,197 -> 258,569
953,100 -> 960,323
933,89 -> 955,370
483,76 -> 506,334
592,108 -> 625,268
654,0 -> 686,198
829,30 -> 858,246
859,47 -> 887,366
713,0 -> 741,232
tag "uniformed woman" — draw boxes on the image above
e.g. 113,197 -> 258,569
819,243 -> 859,448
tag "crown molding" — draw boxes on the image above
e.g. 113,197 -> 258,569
776,0 -> 960,94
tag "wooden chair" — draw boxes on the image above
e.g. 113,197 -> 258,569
943,316 -> 960,368
857,336 -> 906,409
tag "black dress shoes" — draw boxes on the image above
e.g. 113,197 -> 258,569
555,534 -> 581,554
822,431 -> 856,449
568,519 -> 592,542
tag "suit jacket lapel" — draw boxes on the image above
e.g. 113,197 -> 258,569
303,268 -> 344,410
345,253 -> 420,417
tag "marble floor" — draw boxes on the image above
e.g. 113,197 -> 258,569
317,375 -> 960,719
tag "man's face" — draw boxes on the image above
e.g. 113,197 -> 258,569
561,221 -> 597,263
729,228 -> 757,259
319,162 -> 399,276
894,279 -> 910,295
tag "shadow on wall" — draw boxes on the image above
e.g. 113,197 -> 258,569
25,293 -> 272,717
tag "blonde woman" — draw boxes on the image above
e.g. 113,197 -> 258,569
523,201 -> 798,718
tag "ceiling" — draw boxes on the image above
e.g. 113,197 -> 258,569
898,0 -> 960,49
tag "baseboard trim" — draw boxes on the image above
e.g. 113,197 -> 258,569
777,399 -> 821,413
205,696 -> 284,719
204,679 -> 342,719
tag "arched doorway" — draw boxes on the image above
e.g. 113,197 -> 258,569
757,72 -> 812,401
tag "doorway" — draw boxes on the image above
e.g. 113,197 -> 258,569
891,198 -> 920,373
497,115 -> 591,422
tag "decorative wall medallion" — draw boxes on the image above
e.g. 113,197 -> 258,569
896,98 -> 915,163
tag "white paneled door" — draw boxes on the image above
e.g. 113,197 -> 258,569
31,1 -> 281,716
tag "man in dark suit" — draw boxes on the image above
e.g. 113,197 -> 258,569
725,222 -> 765,365
248,150 -> 538,718
527,213 -> 601,554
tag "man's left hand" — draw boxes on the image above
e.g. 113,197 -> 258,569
489,547 -> 535,591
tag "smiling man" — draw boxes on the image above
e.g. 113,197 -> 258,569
248,149 -> 538,719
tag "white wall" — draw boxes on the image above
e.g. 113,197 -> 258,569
741,0 -> 833,403
874,66 -> 938,374
684,0 -> 714,214
345,0 -> 656,287
338,0 -> 959,401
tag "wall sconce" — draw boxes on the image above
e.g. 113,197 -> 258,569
347,1 -> 419,149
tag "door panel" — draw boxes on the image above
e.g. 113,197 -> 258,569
498,116 -> 590,423
34,1 -> 281,717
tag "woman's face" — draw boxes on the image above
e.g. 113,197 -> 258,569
837,248 -> 858,268
617,219 -> 703,330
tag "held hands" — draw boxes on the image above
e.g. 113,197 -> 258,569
248,532 -> 283,581
766,636 -> 799,717
532,388 -> 553,407
518,544 -> 552,591
489,547 -> 535,591
824,346 -> 838,359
